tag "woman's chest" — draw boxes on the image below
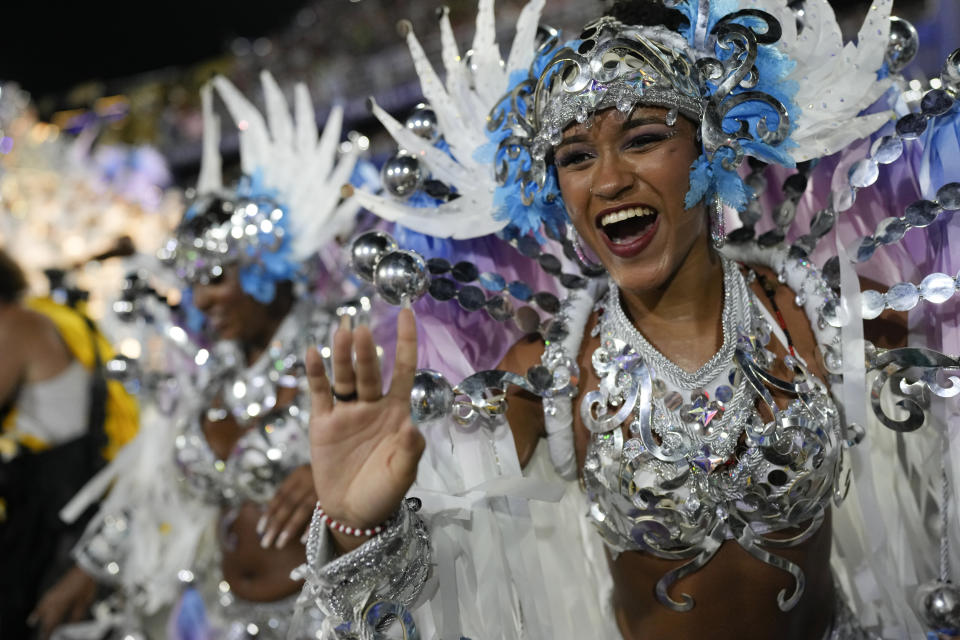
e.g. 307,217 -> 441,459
174,384 -> 309,505
570,282 -> 844,555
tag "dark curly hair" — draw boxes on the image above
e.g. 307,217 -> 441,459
603,0 -> 690,32
0,248 -> 28,303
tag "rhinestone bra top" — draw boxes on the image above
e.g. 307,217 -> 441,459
173,303 -> 329,506
579,258 -> 846,612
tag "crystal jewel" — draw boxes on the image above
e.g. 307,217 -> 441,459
919,273 -> 956,304
904,200 -> 942,227
871,135 -> 903,164
852,236 -> 877,263
860,289 -> 885,320
938,183 -> 960,210
874,216 -> 908,245
848,158 -> 879,188
832,187 -> 856,213
895,113 -> 928,140
886,282 -> 920,312
920,88 -> 955,116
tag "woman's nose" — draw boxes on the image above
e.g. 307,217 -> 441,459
590,152 -> 634,201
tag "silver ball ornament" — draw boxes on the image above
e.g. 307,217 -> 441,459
885,16 -> 919,74
916,580 -> 960,633
410,369 -> 455,424
373,249 -> 429,306
405,104 -> 440,143
942,48 -> 960,96
381,152 -> 424,199
349,231 -> 398,283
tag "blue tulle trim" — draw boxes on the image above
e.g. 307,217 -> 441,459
232,169 -> 301,302
483,40 -> 569,243
685,147 -> 752,210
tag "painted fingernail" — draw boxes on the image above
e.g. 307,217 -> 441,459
276,531 -> 290,549
260,529 -> 275,549
256,515 -> 267,536
300,530 -> 309,545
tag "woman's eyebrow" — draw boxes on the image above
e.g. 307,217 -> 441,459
555,115 -> 667,150
555,134 -> 587,150
621,115 -> 667,129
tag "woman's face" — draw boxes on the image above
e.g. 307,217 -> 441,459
191,266 -> 272,342
554,106 -> 706,294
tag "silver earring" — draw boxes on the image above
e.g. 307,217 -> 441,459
711,194 -> 725,249
566,225 -> 605,274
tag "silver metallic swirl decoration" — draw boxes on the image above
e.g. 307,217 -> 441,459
698,11 -> 790,170
868,347 -> 960,433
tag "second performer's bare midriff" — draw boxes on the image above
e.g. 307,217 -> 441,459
610,510 -> 835,640
219,502 -> 305,602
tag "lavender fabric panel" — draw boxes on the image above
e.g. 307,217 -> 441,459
372,228 -> 563,384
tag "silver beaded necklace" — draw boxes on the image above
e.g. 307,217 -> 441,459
604,256 -> 749,390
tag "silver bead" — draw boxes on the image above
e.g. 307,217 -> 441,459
381,152 -> 425,198
405,104 -> 440,143
410,369 -> 454,424
916,580 -> 960,631
920,272 -> 956,304
374,249 -> 429,306
349,230 -> 398,283
886,281 -> 920,312
848,158 -> 879,188
885,16 -> 919,74
941,48 -> 960,96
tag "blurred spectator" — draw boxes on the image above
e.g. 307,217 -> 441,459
0,249 -> 137,639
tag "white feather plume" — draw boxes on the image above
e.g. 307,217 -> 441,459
355,0 -> 547,240
743,0 -> 895,161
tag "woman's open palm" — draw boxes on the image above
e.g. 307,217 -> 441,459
307,308 -> 425,542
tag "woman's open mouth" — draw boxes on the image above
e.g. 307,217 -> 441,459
596,205 -> 660,258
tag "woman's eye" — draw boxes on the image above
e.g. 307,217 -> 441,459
555,151 -> 593,168
624,134 -> 666,150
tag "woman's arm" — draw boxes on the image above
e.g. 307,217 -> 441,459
0,310 -> 27,408
500,334 -> 548,468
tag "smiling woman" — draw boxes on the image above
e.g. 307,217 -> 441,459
296,0 -> 958,638
555,108 -> 707,293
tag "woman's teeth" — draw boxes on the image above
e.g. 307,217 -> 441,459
598,206 -> 659,244
600,206 -> 657,227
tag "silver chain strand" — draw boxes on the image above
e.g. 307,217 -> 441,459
942,444 -> 952,584
605,256 -> 749,389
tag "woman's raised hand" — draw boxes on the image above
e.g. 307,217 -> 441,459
307,308 -> 425,551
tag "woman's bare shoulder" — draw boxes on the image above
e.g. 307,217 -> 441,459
499,334 -> 548,468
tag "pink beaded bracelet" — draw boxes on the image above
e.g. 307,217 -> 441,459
316,504 -> 385,538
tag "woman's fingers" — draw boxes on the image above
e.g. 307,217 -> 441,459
263,466 -> 314,548
277,500 -> 315,549
353,325 -> 382,401
387,308 -> 418,401
306,347 -> 333,415
331,317 -> 357,399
